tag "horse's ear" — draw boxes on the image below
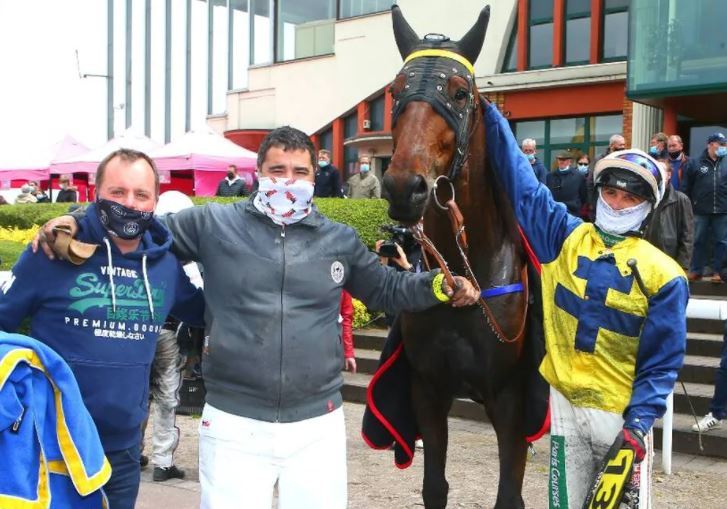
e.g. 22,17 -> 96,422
457,5 -> 491,65
392,4 -> 419,60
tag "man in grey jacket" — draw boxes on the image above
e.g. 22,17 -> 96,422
34,126 -> 478,509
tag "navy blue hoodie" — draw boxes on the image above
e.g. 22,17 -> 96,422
0,203 -> 204,452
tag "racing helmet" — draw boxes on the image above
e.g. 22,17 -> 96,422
593,149 -> 665,208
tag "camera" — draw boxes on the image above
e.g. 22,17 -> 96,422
378,224 -> 417,258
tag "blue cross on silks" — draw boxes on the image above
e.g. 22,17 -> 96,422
554,255 -> 645,353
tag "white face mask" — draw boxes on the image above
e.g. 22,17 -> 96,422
594,190 -> 652,235
253,176 -> 314,226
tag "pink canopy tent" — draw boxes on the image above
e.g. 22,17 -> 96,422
0,135 -> 90,182
151,127 -> 257,196
50,128 -> 161,175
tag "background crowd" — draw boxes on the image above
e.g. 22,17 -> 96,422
521,130 -> 727,282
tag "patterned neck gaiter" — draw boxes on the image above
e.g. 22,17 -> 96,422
253,176 -> 314,226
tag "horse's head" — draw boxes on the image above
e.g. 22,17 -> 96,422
383,4 -> 490,225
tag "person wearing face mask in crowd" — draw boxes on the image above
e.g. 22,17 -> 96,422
2,148 -> 205,509
546,150 -> 587,217
347,155 -> 381,199
484,101 -> 687,509
314,149 -> 344,198
682,132 -> 727,282
521,138 -> 547,183
28,180 -> 50,203
216,164 -> 248,197
667,135 -> 689,190
33,127 -> 479,508
644,161 -> 694,271
576,154 -> 593,221
56,174 -> 78,202
648,132 -> 668,160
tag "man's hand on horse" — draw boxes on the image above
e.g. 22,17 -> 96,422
442,276 -> 479,307
32,215 -> 78,260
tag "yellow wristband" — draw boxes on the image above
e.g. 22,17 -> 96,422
432,273 -> 451,303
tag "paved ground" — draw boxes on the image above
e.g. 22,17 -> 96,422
138,402 -> 727,508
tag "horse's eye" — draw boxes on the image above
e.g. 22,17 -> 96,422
454,89 -> 468,101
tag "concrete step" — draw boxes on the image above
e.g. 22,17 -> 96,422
653,412 -> 727,459
679,354 -> 720,384
688,318 -> 725,334
343,371 -> 727,459
690,280 -> 727,298
355,329 -> 724,358
686,332 -> 724,357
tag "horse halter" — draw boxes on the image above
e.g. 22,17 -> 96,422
391,46 -> 479,182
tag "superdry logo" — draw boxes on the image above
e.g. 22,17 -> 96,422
68,272 -> 165,313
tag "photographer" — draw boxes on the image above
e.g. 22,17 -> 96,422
375,224 -> 423,273
375,225 -> 424,326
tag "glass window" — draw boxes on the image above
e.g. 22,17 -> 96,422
502,15 -> 518,73
369,94 -> 385,131
528,0 -> 553,69
551,117 -> 586,144
591,115 -> 623,143
529,23 -> 553,68
515,120 -> 546,143
276,0 -> 335,62
514,114 -> 623,171
565,0 -> 591,65
604,0 -> 629,9
530,0 -> 554,21
319,127 -> 333,154
628,0 -> 727,98
343,111 -> 358,178
230,0 -> 249,90
602,3 -> 628,61
190,0 -> 209,126
565,16 -> 590,64
211,0 -> 229,114
567,0 -> 591,16
340,0 -> 389,19
251,0 -> 271,65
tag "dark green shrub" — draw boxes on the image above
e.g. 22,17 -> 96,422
0,198 -> 394,250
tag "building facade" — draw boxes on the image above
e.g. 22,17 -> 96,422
216,0 -> 726,183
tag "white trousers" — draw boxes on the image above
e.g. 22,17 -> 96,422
198,403 -> 347,509
549,387 -> 653,509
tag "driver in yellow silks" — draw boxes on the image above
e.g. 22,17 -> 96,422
484,103 -> 688,509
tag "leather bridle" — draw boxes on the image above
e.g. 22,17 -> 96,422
392,48 -> 527,344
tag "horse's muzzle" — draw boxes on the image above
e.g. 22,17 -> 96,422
382,173 -> 429,225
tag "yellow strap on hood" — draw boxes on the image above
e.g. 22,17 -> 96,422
403,49 -> 475,76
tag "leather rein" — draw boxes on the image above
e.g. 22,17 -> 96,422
396,49 -> 528,344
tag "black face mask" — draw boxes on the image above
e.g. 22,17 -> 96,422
96,198 -> 154,240
668,150 -> 682,158
227,172 -> 235,178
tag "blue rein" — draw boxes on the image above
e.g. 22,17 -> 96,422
480,282 -> 524,299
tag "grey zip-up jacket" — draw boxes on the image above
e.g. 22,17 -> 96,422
165,197 -> 443,422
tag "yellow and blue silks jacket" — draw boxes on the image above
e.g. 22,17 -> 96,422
0,332 -> 111,508
484,104 -> 688,435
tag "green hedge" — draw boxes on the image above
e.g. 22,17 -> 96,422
0,196 -> 393,251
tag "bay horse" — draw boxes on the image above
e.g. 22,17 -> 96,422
382,5 -> 537,508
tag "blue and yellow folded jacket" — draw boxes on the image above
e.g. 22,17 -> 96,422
0,332 -> 111,508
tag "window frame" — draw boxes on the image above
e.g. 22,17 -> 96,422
502,13 -> 518,73
513,113 -> 622,171
527,0 -> 555,70
564,0 -> 592,66
600,0 -> 629,63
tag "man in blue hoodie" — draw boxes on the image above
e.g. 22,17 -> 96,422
0,148 -> 205,509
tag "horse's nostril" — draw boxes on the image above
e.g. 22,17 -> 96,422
412,175 -> 428,199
